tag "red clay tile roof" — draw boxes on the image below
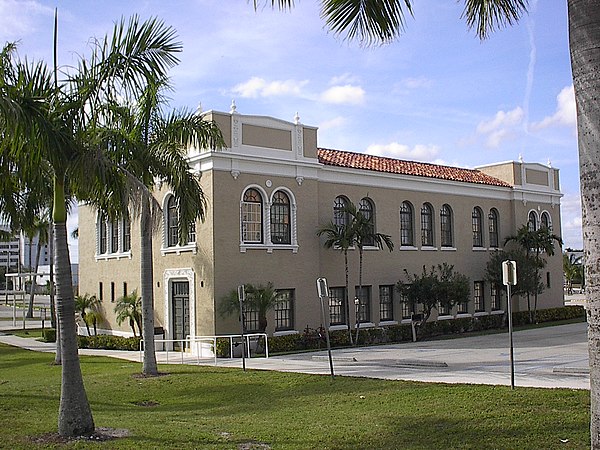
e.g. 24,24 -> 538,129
317,148 -> 511,188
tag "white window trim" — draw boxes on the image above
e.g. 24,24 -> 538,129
95,213 -> 132,260
440,247 -> 457,251
379,320 -> 398,326
239,185 -> 299,253
473,311 -> 489,317
163,268 -> 196,344
456,313 -> 472,319
329,324 -> 348,331
273,330 -> 299,337
399,245 -> 419,251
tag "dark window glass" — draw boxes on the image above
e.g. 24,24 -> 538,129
421,203 -> 434,247
472,207 -> 483,247
359,198 -> 375,246
122,216 -> 131,252
275,289 -> 294,331
528,211 -> 538,232
167,196 -> 179,247
271,191 -> 291,244
110,219 -> 119,253
333,196 -> 350,230
474,281 -> 484,312
491,283 -> 501,310
99,215 -> 107,254
400,202 -> 414,246
355,286 -> 371,323
488,209 -> 499,248
379,285 -> 394,322
329,287 -> 346,325
440,204 -> 453,247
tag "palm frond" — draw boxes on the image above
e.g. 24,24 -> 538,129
462,0 -> 528,40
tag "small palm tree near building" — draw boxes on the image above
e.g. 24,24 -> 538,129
220,282 -> 283,333
74,294 -> 103,336
114,290 -> 142,337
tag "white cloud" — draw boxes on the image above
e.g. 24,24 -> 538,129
365,142 -> 440,162
320,85 -> 365,105
329,73 -> 360,85
231,77 -> 308,98
476,107 -> 524,148
318,116 -> 347,130
0,0 -> 51,38
561,193 -> 583,249
532,85 -> 576,131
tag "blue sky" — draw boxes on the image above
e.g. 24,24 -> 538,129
0,0 -> 581,259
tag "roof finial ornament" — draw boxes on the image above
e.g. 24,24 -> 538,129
518,153 -> 524,163
294,112 -> 300,125
195,102 -> 203,115
547,158 -> 552,168
230,99 -> 238,114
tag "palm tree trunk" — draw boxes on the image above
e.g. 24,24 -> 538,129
141,198 -> 158,375
49,224 -> 56,330
568,1 -> 600,447
355,247 -> 363,345
344,250 -> 353,345
26,238 -> 42,318
54,221 -> 94,436
53,176 -> 94,436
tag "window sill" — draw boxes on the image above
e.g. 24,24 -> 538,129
329,324 -> 348,331
399,246 -> 418,251
95,251 -> 132,261
491,309 -> 505,315
420,246 -> 437,251
161,243 -> 197,255
437,314 -> 453,321
240,244 -> 299,254
379,320 -> 398,326
474,311 -> 488,317
355,322 -> 375,329
456,313 -> 471,318
440,247 -> 457,251
273,329 -> 299,337
472,247 -> 488,252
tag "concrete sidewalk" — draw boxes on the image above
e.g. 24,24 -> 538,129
0,320 -> 590,390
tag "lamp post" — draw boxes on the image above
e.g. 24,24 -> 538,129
354,297 -> 360,345
316,278 -> 334,380
502,260 -> 517,390
237,285 -> 246,372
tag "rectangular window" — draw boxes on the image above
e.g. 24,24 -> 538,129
110,220 -> 119,253
122,217 -> 131,252
243,306 -> 260,333
398,288 -> 414,319
242,203 -> 262,243
99,221 -> 107,254
474,281 -> 484,312
491,283 -> 501,311
355,286 -> 371,323
438,302 -> 450,316
275,289 -> 294,331
379,285 -> 394,322
546,272 -> 551,288
99,282 -> 103,302
110,281 -> 115,303
123,282 -> 128,297
328,287 -> 346,326
457,299 -> 468,314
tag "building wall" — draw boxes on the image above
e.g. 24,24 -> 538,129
77,111 -> 565,339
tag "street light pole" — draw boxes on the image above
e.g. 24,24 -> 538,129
317,278 -> 334,380
502,260 -> 517,390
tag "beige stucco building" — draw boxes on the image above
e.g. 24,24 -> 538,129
78,109 -> 564,343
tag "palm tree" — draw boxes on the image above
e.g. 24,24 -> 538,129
74,293 -> 102,336
317,220 -> 355,345
563,253 -> 583,295
504,225 -> 537,322
99,75 -> 223,376
24,213 -> 51,318
346,201 -> 393,344
262,2 -> 599,443
115,290 -> 143,337
1,16 -> 186,437
219,282 -> 282,333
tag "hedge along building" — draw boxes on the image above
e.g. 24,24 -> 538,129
78,107 -> 564,346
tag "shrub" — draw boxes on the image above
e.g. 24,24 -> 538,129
77,335 -> 141,351
41,328 -> 56,343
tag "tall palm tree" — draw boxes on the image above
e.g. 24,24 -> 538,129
99,75 -> 223,376
1,16 -> 187,437
346,201 -> 393,344
263,1 -> 600,444
115,290 -> 143,337
504,224 -> 537,322
317,220 -> 355,345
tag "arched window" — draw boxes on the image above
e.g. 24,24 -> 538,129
528,211 -> 538,232
400,201 -> 414,247
359,197 -> 375,246
110,219 -> 119,253
421,203 -> 434,247
167,196 -> 179,247
540,211 -> 551,230
271,190 -> 291,244
242,188 -> 263,243
440,204 -> 453,248
488,208 -> 499,248
472,207 -> 483,247
333,196 -> 350,229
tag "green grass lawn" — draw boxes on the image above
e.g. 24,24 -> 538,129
0,344 -> 590,449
